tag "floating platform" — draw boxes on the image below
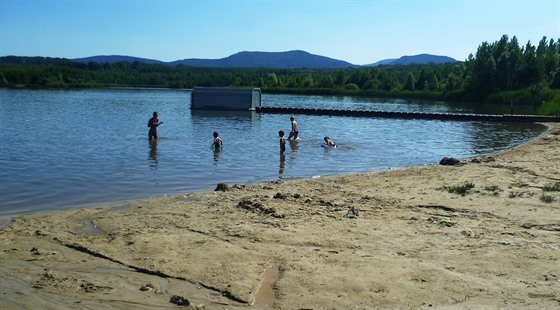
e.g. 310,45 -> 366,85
256,107 -> 560,123
191,87 -> 262,111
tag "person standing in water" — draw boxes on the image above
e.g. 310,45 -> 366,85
212,131 -> 223,150
279,130 -> 286,155
148,112 -> 163,141
288,116 -> 299,140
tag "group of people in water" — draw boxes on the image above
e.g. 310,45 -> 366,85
278,116 -> 299,155
148,112 -> 336,155
277,116 -> 336,155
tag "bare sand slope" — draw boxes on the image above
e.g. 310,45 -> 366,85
1,124 -> 559,309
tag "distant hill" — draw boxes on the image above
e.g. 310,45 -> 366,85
367,58 -> 397,66
0,55 -> 75,65
367,54 -> 458,66
170,50 -> 356,68
72,55 -> 166,65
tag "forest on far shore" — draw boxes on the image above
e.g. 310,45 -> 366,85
1,35 -> 559,116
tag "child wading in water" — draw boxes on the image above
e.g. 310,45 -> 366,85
212,132 -> 223,150
278,130 -> 286,155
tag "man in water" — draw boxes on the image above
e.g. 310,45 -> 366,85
288,116 -> 299,140
148,112 -> 163,141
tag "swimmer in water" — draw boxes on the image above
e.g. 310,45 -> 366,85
323,136 -> 336,147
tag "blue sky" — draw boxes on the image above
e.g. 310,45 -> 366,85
1,0 -> 558,65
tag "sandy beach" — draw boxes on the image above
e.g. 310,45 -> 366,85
1,123 -> 559,309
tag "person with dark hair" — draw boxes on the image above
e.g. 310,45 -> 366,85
323,136 -> 336,147
279,130 -> 286,155
212,131 -> 223,150
148,112 -> 163,141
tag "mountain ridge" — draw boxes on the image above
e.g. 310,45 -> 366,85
66,51 -> 459,68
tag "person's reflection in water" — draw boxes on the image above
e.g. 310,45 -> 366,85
148,140 -> 158,169
213,148 -> 221,164
279,154 -> 285,178
289,139 -> 299,157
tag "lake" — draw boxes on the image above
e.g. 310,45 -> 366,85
0,88 -> 545,222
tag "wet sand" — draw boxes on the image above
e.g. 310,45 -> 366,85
1,123 -> 559,309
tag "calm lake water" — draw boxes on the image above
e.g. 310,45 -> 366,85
0,88 -> 545,221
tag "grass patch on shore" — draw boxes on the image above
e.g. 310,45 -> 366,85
441,182 -> 476,196
483,185 -> 502,196
540,194 -> 556,203
538,182 -> 559,204
542,182 -> 560,192
509,191 -> 524,199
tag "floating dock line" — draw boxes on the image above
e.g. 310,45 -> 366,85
255,107 -> 560,123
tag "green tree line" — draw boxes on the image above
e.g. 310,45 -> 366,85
1,35 -> 559,116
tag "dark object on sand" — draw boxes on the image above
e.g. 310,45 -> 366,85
439,157 -> 461,166
170,295 -> 190,306
215,182 -> 229,191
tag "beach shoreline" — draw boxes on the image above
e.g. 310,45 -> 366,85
1,123 -> 559,309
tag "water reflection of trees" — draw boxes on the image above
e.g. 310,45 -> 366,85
465,122 -> 544,155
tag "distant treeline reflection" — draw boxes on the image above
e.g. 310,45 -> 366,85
1,35 -> 559,116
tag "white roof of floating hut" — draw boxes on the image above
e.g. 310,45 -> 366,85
190,87 -> 262,111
